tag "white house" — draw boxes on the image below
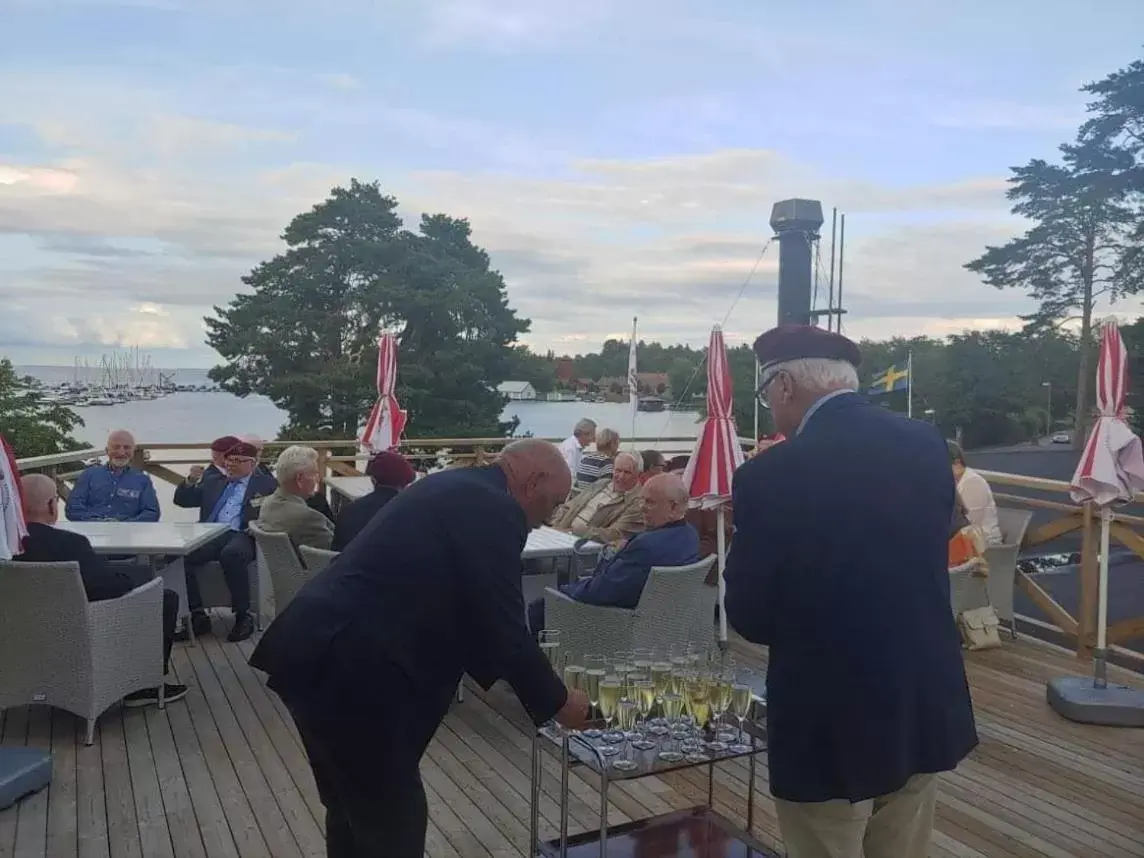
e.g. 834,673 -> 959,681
497,381 -> 537,401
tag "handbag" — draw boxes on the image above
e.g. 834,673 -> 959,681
958,605 -> 1002,651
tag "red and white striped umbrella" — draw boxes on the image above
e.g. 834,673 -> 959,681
1070,318 -> 1144,507
359,333 -> 407,454
1,433 -> 27,561
682,325 -> 745,509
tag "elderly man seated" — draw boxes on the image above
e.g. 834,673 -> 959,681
174,435 -> 239,508
575,428 -> 620,490
528,474 -> 699,634
332,451 -> 416,551
66,429 -> 160,522
179,440 -> 277,643
16,474 -> 187,706
551,450 -> 644,545
257,445 -> 335,551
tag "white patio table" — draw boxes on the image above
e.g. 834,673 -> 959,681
56,521 -> 229,635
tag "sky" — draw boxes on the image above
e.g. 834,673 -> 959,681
1,0 -> 1142,368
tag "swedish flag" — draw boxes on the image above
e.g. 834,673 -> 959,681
869,364 -> 909,395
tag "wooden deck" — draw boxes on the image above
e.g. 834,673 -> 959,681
2,628 -> 1144,858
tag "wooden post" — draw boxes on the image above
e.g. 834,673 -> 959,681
1077,501 -> 1097,660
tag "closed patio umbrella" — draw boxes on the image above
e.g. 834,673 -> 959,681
360,333 -> 407,454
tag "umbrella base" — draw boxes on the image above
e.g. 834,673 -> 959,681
1046,676 -> 1144,727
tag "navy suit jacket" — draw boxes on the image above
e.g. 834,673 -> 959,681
725,393 -> 978,803
249,465 -> 567,777
186,469 -> 277,529
566,520 -> 700,609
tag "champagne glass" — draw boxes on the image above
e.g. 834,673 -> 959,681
715,670 -> 738,743
613,652 -> 635,682
648,660 -> 673,735
631,679 -> 657,750
631,648 -> 653,675
682,672 -> 712,763
657,691 -> 685,763
582,655 -> 606,738
612,700 -> 640,772
539,630 -> 562,672
705,670 -> 732,753
598,675 -> 623,751
563,661 -> 585,694
669,670 -> 691,739
728,669 -> 756,754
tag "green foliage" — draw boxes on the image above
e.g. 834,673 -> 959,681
205,180 -> 529,439
0,358 -> 85,459
506,346 -> 557,394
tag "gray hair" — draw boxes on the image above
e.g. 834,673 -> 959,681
573,418 -> 597,436
614,451 -> 642,472
274,445 -> 319,483
773,358 -> 859,393
596,428 -> 620,450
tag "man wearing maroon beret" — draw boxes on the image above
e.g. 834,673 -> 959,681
173,435 -> 238,510
331,451 -> 417,551
723,324 -> 977,857
178,439 -> 278,642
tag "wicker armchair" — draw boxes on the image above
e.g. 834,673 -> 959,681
248,521 -> 317,618
299,545 -> 339,573
985,508 -> 1033,637
542,556 -> 717,657
0,560 -> 165,745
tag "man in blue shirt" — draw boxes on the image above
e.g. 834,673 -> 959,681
180,441 -> 277,642
527,473 -> 701,634
66,429 -> 160,522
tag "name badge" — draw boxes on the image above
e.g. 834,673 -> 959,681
116,488 -> 141,499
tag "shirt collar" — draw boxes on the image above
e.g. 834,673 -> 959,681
796,389 -> 855,436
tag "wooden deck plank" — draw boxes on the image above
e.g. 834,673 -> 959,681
3,633 -> 1144,858
44,710 -> 77,858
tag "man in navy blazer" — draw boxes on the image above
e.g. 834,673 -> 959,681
725,325 -> 977,858
249,440 -> 589,857
180,441 -> 277,642
527,473 -> 700,634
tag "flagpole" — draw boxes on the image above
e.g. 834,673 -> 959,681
629,316 -> 639,444
907,349 -> 914,419
753,358 -> 760,442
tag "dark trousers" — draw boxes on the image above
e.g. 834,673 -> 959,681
527,597 -> 546,639
184,531 -> 255,615
288,706 -> 428,857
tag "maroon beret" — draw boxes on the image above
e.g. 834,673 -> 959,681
753,324 -> 861,372
210,435 -> 240,453
366,451 -> 416,488
225,441 -> 259,459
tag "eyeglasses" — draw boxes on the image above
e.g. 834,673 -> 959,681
755,368 -> 785,409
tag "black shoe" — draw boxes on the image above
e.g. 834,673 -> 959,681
227,612 -> 255,642
174,611 -> 211,642
124,683 -> 189,708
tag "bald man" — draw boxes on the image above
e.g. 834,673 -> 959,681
528,473 -> 700,635
16,474 -> 187,707
66,429 -> 160,522
250,438 -> 590,858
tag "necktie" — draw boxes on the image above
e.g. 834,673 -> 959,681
208,481 -> 239,523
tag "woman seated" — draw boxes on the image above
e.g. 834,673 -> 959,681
948,441 -> 1002,545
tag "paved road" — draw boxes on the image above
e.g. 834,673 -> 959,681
966,445 -> 1144,661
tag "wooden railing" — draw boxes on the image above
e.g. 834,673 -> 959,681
15,439 -> 1144,663
977,469 -> 1144,663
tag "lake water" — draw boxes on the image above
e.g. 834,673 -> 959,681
17,365 -> 702,448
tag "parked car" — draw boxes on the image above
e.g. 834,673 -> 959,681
1051,432 -> 1071,444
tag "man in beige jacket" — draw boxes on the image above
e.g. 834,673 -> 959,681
257,445 -> 334,551
551,451 -> 643,545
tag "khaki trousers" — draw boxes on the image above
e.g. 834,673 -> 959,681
774,773 -> 938,858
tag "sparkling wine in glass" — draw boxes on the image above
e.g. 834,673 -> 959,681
657,692 -> 685,763
705,672 -> 732,753
631,679 -> 657,751
729,674 -> 755,754
582,657 -> 606,738
539,630 -> 562,671
598,676 -> 623,753
612,700 -> 640,771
